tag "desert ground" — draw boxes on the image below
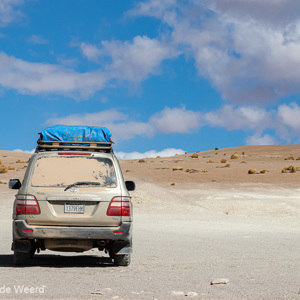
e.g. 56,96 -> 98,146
0,145 -> 299,299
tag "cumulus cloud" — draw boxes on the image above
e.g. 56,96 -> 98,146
277,103 -> 300,130
45,109 -> 153,141
100,35 -> 178,82
45,107 -> 199,141
116,148 -> 185,160
246,134 -> 277,146
13,148 -> 35,154
79,42 -> 101,62
0,0 -> 24,27
150,107 -> 201,134
204,105 -> 271,132
131,0 -> 300,103
45,103 -> 300,145
0,52 -> 109,98
28,35 -> 49,45
0,35 -> 177,97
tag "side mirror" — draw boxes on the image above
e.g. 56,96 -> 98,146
125,181 -> 135,191
9,179 -> 21,190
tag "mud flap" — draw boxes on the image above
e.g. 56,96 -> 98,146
113,240 -> 132,255
12,240 -> 31,253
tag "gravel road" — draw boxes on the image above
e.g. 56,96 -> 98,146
0,180 -> 299,299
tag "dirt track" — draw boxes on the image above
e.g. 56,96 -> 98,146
0,177 -> 300,299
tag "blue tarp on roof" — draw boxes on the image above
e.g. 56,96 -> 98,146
39,125 -> 112,143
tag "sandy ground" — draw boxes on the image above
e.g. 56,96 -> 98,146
0,146 -> 300,299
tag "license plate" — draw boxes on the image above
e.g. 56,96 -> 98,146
64,203 -> 85,214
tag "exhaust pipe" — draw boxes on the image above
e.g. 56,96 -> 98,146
97,240 -> 107,247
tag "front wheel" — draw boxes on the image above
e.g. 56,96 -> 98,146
114,254 -> 131,267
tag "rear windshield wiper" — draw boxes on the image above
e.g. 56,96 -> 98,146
64,181 -> 100,191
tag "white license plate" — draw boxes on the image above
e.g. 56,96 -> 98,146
64,203 -> 85,214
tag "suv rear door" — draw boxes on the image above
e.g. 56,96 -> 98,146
22,152 -> 122,227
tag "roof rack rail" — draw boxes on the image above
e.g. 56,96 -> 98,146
36,140 -> 113,153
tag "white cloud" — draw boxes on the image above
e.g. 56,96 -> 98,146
246,134 -> 277,146
277,103 -> 300,130
45,109 -> 152,141
100,35 -> 178,82
0,52 -> 109,98
0,0 -> 24,27
79,42 -> 101,62
150,107 -> 201,134
204,105 -> 271,131
44,103 -> 300,145
45,107 -> 201,142
131,0 -> 300,103
0,35 -> 177,97
28,35 -> 49,45
116,148 -> 185,160
13,148 -> 35,154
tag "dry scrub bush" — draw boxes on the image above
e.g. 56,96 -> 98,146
207,160 -> 214,163
296,157 -> 300,160
225,163 -> 231,168
242,151 -> 245,155
186,168 -> 201,173
231,152 -> 239,159
172,166 -> 183,171
284,157 -> 294,160
282,166 -> 296,173
191,153 -> 198,158
260,169 -> 267,174
220,158 -> 227,163
0,180 -> 7,184
8,165 -> 16,171
16,159 -> 27,163
171,182 -> 175,186
125,170 -> 130,172
248,168 -> 256,174
156,156 -> 160,159
0,159 -> 2,165
185,151 -> 188,154
0,165 -> 8,173
138,159 -> 145,163
200,168 -> 207,173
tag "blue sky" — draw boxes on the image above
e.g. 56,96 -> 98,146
1,0 -> 300,158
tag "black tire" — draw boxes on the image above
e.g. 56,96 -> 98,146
114,253 -> 131,267
13,251 -> 31,266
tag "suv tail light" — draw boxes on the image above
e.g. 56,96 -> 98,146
107,197 -> 131,216
15,195 -> 40,215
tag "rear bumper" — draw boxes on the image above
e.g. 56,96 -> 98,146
13,220 -> 132,241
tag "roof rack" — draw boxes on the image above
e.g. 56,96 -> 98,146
36,140 -> 113,153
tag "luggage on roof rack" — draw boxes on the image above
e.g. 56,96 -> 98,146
36,125 -> 113,152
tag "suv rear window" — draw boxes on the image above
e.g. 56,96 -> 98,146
31,156 -> 117,188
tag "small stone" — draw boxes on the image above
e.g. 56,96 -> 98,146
210,278 -> 229,285
91,289 -> 103,295
171,291 -> 185,296
185,291 -> 198,297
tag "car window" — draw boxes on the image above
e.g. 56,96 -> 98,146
31,156 -> 117,188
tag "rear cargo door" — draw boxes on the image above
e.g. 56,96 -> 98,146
25,154 -> 121,227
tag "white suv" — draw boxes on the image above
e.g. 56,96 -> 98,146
10,126 -> 135,266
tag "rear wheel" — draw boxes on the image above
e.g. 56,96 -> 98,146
114,253 -> 131,267
13,251 -> 31,266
